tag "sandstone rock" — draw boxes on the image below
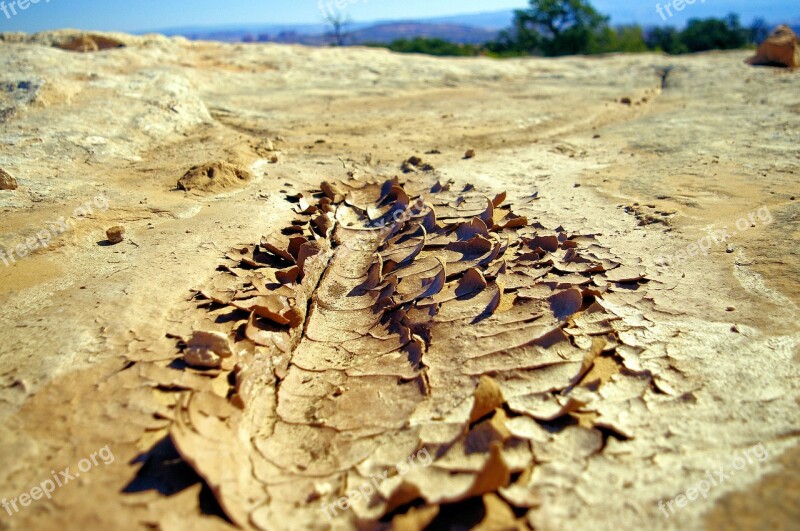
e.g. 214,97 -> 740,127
747,25 -> 799,68
56,34 -> 125,53
0,168 -> 17,190
106,226 -> 125,244
177,161 -> 253,193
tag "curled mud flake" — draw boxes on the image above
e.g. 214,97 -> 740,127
321,180 -> 346,203
445,235 -> 494,258
287,236 -> 309,260
296,240 -> 326,274
525,235 -> 559,253
261,234 -> 296,263
604,266 -> 647,283
479,197 -> 495,226
465,442 -> 511,498
295,196 -> 318,215
506,393 -> 585,421
184,331 -> 233,368
549,288 -> 584,320
495,212 -> 528,231
469,376 -> 505,423
457,268 -> 488,298
359,256 -> 384,291
275,266 -> 301,285
234,295 -> 303,327
456,217 -> 490,240
245,311 -> 292,348
388,506 -> 440,530
312,212 -> 335,238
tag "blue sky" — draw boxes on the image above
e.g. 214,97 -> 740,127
0,0 -> 526,32
0,0 -> 796,33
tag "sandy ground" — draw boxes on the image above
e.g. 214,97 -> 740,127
0,31 -> 798,530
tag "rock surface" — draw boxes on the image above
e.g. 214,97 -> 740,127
0,168 -> 17,190
748,25 -> 800,68
0,30 -> 798,531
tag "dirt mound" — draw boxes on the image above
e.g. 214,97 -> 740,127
56,34 -> 126,52
177,161 -> 253,193
747,25 -> 799,68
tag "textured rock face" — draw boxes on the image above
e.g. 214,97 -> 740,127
748,25 -> 800,68
0,30 -> 798,531
0,168 -> 17,190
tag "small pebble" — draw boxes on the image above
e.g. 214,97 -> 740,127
726,306 -> 736,312
464,149 -> 476,159
106,226 -> 125,244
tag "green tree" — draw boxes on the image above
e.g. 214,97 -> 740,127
593,25 -> 649,53
679,14 -> 748,52
486,16 -> 543,56
645,26 -> 688,54
385,38 -> 477,57
488,0 -> 610,56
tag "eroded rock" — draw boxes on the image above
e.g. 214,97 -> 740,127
747,25 -> 800,68
0,168 -> 18,190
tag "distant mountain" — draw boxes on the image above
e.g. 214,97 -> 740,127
417,11 -> 515,30
150,10 -> 514,41
155,23 -> 327,42
152,11 -> 511,45
149,5 -> 800,46
157,21 -> 501,46
350,23 -> 498,45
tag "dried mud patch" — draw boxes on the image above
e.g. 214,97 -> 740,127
129,173 -> 669,530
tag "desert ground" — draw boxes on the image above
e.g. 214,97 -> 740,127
0,31 -> 798,530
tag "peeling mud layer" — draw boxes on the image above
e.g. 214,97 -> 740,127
0,31 -> 798,531
165,175 -> 647,529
